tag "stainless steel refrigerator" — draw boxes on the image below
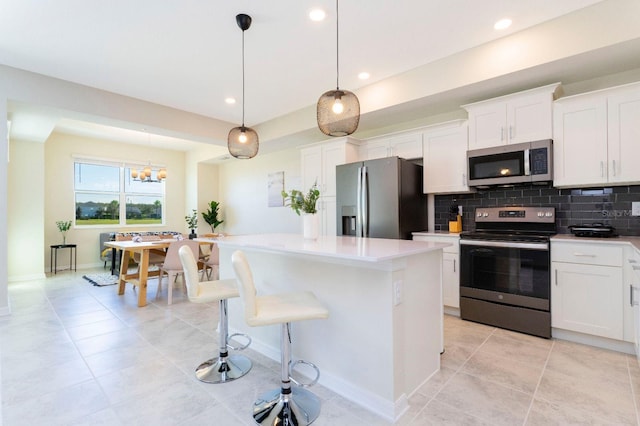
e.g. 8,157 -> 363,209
336,156 -> 427,240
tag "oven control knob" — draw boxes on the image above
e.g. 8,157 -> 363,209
477,212 -> 483,217
545,212 -> 553,217
537,212 -> 544,217
483,212 -> 489,217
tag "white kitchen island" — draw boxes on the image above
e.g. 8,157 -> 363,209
215,233 -> 448,421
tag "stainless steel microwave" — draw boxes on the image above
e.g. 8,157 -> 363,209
467,139 -> 552,188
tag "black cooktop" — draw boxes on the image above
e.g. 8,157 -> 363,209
461,231 -> 553,243
568,224 -> 618,238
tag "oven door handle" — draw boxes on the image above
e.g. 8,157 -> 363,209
460,239 -> 549,250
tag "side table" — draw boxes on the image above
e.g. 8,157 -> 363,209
50,244 -> 77,274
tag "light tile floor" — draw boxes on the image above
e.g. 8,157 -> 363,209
2,268 -> 640,425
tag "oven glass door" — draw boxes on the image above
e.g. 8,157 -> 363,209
468,150 -> 525,180
460,240 -> 550,300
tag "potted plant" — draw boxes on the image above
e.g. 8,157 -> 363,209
56,220 -> 72,245
282,183 -> 320,239
185,209 -> 198,239
202,201 -> 224,234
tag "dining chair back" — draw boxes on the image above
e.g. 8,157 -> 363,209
200,243 -> 220,280
157,239 -> 199,304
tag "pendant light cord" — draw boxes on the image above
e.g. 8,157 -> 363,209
336,0 -> 340,90
241,28 -> 246,127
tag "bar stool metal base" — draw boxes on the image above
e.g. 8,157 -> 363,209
253,387 -> 321,426
195,354 -> 252,384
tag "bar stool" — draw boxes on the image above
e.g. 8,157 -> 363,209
231,250 -> 329,426
178,245 -> 252,383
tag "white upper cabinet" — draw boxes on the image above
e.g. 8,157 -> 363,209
300,137 -> 359,197
553,81 -> 640,187
422,120 -> 471,194
463,83 -> 560,149
607,85 -> 640,185
553,93 -> 608,187
300,137 -> 359,236
359,131 -> 423,161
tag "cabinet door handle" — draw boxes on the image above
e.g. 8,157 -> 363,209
500,127 -> 504,141
600,161 -> 604,177
462,174 -> 466,186
555,269 -> 558,286
629,259 -> 638,264
633,265 -> 640,271
453,259 -> 456,273
631,285 -> 640,307
612,160 -> 616,177
509,125 -> 514,140
573,252 -> 596,257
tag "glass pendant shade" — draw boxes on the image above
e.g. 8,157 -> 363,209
228,126 -> 259,159
317,89 -> 360,137
316,0 -> 360,137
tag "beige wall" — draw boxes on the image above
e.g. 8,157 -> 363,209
39,132 -> 187,272
218,148 -> 302,236
8,139 -> 45,281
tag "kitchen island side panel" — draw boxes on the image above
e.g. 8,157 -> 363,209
218,243 -> 442,421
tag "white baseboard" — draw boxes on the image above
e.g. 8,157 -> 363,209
552,328 -> 635,355
8,273 -> 46,282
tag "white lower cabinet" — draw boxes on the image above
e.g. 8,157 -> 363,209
413,233 -> 460,310
551,240 -> 625,341
626,249 -> 640,356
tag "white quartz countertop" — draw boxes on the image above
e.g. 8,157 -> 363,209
551,234 -> 640,252
212,233 -> 450,262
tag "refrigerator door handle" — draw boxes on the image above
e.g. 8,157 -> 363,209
362,166 -> 369,237
356,166 -> 363,237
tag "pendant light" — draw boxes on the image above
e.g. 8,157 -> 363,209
317,0 -> 360,137
228,13 -> 259,159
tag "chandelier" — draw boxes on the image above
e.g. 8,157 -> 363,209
130,129 -> 167,182
131,163 -> 166,183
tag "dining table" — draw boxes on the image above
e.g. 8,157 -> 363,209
103,238 -> 216,307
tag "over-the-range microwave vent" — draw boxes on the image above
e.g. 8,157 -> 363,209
467,140 -> 553,188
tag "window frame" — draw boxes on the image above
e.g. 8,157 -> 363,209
73,158 -> 166,228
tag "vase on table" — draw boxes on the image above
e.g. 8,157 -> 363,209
189,229 -> 197,239
302,213 -> 319,240
61,232 -> 67,246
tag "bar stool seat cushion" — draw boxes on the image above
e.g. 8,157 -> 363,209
250,292 -> 329,327
232,250 -> 329,327
192,279 -> 239,303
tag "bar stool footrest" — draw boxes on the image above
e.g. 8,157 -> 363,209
253,387 -> 321,426
289,359 -> 320,388
195,354 -> 252,384
227,332 -> 252,351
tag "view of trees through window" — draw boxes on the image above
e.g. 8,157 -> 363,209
74,162 -> 164,226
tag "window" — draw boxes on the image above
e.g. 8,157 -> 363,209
74,160 -> 165,226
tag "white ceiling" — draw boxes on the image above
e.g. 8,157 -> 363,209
0,0 -> 610,148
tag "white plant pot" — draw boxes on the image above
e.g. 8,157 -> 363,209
303,213 -> 319,240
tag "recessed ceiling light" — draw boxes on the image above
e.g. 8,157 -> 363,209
358,72 -> 370,80
494,18 -> 512,30
225,97 -> 236,105
309,9 -> 326,21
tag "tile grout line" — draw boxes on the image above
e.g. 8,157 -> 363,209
626,355 -> 640,425
522,337 -> 555,425
408,324 -> 498,425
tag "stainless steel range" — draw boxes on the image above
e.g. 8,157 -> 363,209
459,206 -> 556,338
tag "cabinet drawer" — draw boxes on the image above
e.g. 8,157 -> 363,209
552,242 -> 623,267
